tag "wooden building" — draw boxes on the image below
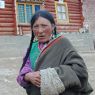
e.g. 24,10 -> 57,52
0,0 -> 83,35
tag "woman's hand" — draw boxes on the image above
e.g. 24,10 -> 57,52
24,71 -> 41,87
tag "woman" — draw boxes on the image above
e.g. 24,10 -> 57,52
17,10 -> 93,95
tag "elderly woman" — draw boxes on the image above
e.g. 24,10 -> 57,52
17,10 -> 93,95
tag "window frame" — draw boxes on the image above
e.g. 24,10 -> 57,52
16,2 -> 41,24
55,1 -> 69,24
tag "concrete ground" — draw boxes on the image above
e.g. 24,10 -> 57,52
0,35 -> 94,95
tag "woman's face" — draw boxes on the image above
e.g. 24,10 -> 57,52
32,17 -> 54,43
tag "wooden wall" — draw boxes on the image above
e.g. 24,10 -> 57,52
18,24 -> 31,35
0,0 -> 16,35
45,0 -> 83,32
0,0 -> 83,35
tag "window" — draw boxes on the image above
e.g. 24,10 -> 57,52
17,3 -> 40,23
26,4 -> 32,23
55,2 -> 69,23
18,4 -> 25,23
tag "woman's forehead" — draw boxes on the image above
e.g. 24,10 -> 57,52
34,17 -> 51,25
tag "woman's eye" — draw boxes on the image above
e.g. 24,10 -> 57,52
33,25 -> 39,29
42,25 -> 48,28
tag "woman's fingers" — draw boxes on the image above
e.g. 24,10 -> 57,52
30,77 -> 41,87
25,71 -> 41,87
29,72 -> 41,87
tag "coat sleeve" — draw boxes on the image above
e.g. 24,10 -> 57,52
54,38 -> 88,91
17,57 -> 33,88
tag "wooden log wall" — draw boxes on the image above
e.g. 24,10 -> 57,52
18,24 -> 31,35
45,0 -> 83,33
0,0 -> 16,35
0,0 -> 83,35
16,0 -> 84,34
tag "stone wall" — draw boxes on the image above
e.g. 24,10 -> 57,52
82,0 -> 95,34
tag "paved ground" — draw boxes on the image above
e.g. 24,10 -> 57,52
0,35 -> 94,95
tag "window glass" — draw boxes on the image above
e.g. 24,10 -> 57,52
61,6 -> 65,12
57,13 -> 62,20
61,13 -> 66,20
35,5 -> 40,12
17,3 -> 40,23
57,5 -> 66,20
18,4 -> 25,23
26,5 -> 32,23
57,6 -> 61,12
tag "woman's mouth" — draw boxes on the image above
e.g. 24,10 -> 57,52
38,35 -> 45,38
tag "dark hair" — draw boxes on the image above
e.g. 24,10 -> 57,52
20,10 -> 57,70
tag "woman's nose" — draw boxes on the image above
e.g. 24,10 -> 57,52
38,27 -> 44,33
